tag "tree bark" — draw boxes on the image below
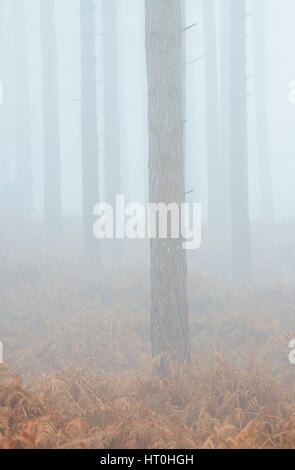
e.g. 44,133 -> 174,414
145,0 -> 190,367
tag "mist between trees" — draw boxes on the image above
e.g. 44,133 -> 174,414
0,0 -> 295,395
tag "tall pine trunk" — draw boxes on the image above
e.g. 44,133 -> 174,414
103,0 -> 121,254
40,0 -> 62,230
0,0 -> 10,208
12,0 -> 32,214
230,0 -> 252,283
252,0 -> 274,222
145,0 -> 190,368
80,0 -> 99,253
219,0 -> 230,224
203,0 -> 220,229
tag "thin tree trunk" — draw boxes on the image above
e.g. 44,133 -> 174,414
203,0 -> 220,229
252,0 -> 274,222
80,0 -> 99,253
181,0 -> 187,148
219,0 -> 230,224
145,0 -> 190,368
40,0 -> 62,230
230,0 -> 252,283
0,0 -> 10,207
12,0 -> 32,214
103,0 -> 121,229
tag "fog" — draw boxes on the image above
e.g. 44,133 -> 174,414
1,0 -> 295,218
0,0 -> 292,219
1,0 -> 295,450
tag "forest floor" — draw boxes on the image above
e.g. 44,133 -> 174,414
1,218 -> 295,449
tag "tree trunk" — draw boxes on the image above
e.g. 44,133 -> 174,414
103,0 -> 121,256
80,0 -> 99,253
203,0 -> 220,230
230,0 -> 252,283
252,0 -> 274,222
145,0 -> 190,367
12,0 -> 32,214
0,0 -> 11,209
219,0 -> 230,224
40,0 -> 62,230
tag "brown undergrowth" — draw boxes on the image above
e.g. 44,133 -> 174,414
1,219 -> 295,449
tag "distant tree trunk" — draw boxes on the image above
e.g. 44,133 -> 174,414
40,0 -> 62,230
0,99 -> 10,209
80,0 -> 99,253
230,0 -> 252,283
203,0 -> 220,230
252,0 -> 274,222
0,0 -> 10,208
181,0 -> 186,142
145,0 -> 190,367
103,0 -> 121,255
12,0 -> 32,214
219,0 -> 230,224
